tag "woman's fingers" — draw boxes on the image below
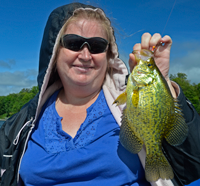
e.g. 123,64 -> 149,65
141,33 -> 151,49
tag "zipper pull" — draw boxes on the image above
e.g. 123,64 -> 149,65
13,117 -> 33,145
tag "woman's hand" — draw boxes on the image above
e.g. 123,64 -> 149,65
129,33 -> 177,98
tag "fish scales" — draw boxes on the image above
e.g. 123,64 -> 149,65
114,49 -> 188,182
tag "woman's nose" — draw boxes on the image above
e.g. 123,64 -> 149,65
78,45 -> 92,61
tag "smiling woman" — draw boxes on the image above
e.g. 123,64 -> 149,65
0,2 -> 200,186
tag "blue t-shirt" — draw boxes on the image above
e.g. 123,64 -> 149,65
20,89 -> 150,186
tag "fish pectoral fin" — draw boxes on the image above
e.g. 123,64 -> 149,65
132,90 -> 139,107
165,101 -> 188,146
119,108 -> 143,154
113,92 -> 127,106
145,152 -> 174,182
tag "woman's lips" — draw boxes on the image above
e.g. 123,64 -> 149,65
72,65 -> 94,73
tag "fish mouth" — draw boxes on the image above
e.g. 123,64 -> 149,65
132,49 -> 153,56
133,49 -> 154,62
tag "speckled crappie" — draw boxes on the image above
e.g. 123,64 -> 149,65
113,49 -> 188,182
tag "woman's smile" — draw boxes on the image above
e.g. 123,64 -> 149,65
72,64 -> 94,73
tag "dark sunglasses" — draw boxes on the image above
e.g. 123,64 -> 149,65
60,34 -> 109,54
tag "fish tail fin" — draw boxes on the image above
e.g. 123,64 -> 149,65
145,153 -> 174,182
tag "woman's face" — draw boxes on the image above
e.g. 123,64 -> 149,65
56,19 -> 108,93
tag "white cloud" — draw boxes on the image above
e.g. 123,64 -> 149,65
0,59 -> 16,69
170,48 -> 200,84
0,69 -> 37,96
119,43 -> 200,85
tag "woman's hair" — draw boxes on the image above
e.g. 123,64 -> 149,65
49,7 -> 116,86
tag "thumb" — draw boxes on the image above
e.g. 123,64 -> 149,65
129,53 -> 137,72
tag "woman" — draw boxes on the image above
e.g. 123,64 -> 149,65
0,3 -> 200,186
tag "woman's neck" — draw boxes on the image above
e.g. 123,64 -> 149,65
58,86 -> 101,109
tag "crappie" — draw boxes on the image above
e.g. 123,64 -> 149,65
114,49 -> 188,182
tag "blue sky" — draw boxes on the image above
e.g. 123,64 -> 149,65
0,0 -> 200,96
0,1 -> 200,184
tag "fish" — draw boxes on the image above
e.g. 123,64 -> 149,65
113,49 -> 188,182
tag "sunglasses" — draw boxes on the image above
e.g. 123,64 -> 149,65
60,34 -> 109,54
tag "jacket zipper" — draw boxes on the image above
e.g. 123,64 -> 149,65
16,119 -> 35,183
13,118 -> 33,145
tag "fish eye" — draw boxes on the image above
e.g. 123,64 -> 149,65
147,64 -> 153,68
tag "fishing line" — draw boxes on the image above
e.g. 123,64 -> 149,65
152,0 -> 177,53
126,29 -> 145,38
161,0 -> 177,36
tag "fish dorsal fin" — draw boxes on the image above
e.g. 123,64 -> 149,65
165,99 -> 188,146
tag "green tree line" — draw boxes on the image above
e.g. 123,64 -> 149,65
0,86 -> 39,119
0,72 -> 199,119
170,73 -> 200,114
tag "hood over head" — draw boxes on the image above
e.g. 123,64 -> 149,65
35,3 -> 128,124
37,3 -> 96,91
